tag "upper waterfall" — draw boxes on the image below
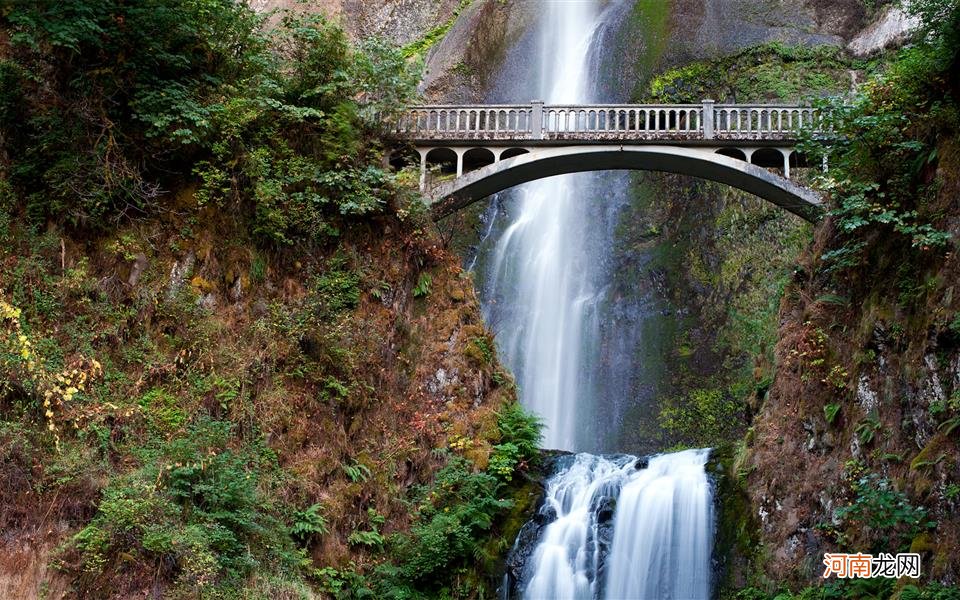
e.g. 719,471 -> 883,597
478,0 -> 611,451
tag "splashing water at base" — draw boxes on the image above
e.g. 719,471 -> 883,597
521,449 -> 713,600
604,449 -> 713,599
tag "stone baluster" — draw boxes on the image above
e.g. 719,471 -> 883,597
531,100 -> 543,140
702,99 -> 715,139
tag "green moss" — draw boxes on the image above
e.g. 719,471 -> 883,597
632,0 -> 672,75
910,433 -> 950,471
401,0 -> 474,59
711,444 -> 763,596
658,386 -> 742,445
641,42 -> 856,103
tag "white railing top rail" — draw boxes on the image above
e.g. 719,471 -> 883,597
399,102 -> 816,111
391,100 -> 823,140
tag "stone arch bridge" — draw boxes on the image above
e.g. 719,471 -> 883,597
387,100 -> 827,222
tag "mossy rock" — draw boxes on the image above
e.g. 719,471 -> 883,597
709,445 -> 763,595
910,532 -> 936,554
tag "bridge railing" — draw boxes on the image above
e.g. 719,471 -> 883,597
713,105 -> 820,138
390,100 -> 822,142
394,104 -> 535,138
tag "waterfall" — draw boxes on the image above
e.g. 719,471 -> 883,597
522,454 -> 631,599
480,0 -> 605,451
518,450 -> 713,600
474,1 -> 717,597
603,449 -> 714,600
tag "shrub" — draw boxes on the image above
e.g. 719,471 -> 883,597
798,1 -> 959,275
63,418 -> 298,591
290,504 -> 328,545
835,473 -> 933,551
494,402 -> 543,463
2,2 -> 419,242
393,457 -> 510,586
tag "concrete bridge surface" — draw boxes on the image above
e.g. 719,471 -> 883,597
387,100 -> 827,222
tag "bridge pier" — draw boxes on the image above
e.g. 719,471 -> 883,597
418,150 -> 427,191
781,148 -> 793,180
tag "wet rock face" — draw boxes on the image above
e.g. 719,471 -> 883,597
654,0 -> 848,68
846,5 -> 920,56
502,516 -> 545,598
422,0 -> 538,102
803,0 -> 870,39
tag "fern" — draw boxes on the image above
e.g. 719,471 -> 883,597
342,461 -> 372,483
412,273 -> 432,298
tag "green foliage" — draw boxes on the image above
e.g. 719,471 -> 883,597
645,42 -> 852,103
315,563 -> 373,598
949,313 -> 960,334
391,457 -> 510,587
2,2 -> 419,242
823,402 -> 841,425
902,0 -> 960,71
315,257 -> 362,315
138,387 -> 186,434
900,583 -> 960,600
64,418 -> 299,590
290,504 -> 328,545
734,579 -> 897,600
363,405 -> 541,595
348,508 -> 386,549
465,335 -> 493,365
486,442 -> 522,480
798,10 -> 958,275
401,0 -> 472,59
342,461 -> 372,483
4,0 -> 263,220
835,473 -> 933,551
855,411 -> 882,445
487,403 -> 542,481
658,386 -> 741,444
412,273 -> 433,298
935,390 -> 960,434
494,402 -> 542,467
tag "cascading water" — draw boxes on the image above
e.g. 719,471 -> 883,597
480,0 -> 605,451
472,1 -> 717,597
517,450 -> 713,600
603,449 -> 714,600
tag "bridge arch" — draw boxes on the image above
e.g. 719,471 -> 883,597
462,148 -> 496,174
424,147 -> 457,175
499,147 -> 530,161
425,145 -> 823,222
716,147 -> 746,161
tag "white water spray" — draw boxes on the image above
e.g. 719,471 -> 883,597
604,449 -> 714,600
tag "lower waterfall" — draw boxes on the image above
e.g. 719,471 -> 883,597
516,449 -> 714,600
